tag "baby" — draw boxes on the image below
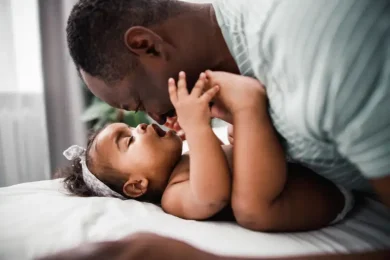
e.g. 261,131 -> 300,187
58,72 -> 353,232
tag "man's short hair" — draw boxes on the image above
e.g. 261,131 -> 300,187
67,0 -> 176,83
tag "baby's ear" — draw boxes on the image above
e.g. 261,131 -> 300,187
123,177 -> 149,198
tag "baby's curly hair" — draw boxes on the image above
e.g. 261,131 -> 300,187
54,126 -> 161,203
54,127 -> 124,197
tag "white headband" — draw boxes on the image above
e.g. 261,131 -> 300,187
63,145 -> 126,199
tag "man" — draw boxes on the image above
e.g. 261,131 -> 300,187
66,0 -> 390,259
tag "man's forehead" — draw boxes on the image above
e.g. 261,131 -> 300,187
80,69 -> 108,89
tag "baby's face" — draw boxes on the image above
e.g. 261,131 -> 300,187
89,123 -> 183,187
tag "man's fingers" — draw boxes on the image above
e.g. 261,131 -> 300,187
168,78 -> 178,105
177,71 -> 189,98
191,73 -> 206,97
201,85 -> 220,103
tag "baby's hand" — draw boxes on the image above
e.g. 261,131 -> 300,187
205,71 -> 266,121
168,72 -> 219,133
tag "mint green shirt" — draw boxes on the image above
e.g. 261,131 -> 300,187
213,0 -> 390,192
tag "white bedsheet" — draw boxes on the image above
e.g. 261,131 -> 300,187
0,127 -> 389,260
1,178 -> 389,260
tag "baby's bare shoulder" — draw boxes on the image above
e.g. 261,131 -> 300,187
167,155 -> 190,186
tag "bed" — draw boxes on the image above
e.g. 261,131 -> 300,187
0,128 -> 389,260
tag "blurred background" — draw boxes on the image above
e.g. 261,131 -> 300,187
0,0 -> 215,187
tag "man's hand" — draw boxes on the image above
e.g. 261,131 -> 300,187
168,71 -> 219,134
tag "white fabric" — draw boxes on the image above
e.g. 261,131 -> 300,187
0,179 -> 390,260
182,126 -> 230,153
212,0 -> 390,192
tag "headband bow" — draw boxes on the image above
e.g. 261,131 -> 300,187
63,145 -> 125,199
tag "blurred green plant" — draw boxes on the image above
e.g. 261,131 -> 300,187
82,96 -> 149,130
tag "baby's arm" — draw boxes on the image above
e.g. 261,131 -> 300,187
231,91 -> 289,230
263,163 -> 345,231
236,108 -> 344,231
162,72 -> 231,220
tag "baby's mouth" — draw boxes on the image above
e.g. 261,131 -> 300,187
151,124 -> 167,137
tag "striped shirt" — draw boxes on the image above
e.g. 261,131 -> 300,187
212,0 -> 390,192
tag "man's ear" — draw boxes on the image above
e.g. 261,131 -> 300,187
123,177 -> 149,198
124,26 -> 165,58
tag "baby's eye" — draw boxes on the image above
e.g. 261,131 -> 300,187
127,136 -> 134,147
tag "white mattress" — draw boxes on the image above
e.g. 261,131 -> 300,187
0,128 -> 389,260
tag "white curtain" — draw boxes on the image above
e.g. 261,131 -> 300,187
39,0 -> 86,174
0,0 -> 50,186
0,0 -> 86,187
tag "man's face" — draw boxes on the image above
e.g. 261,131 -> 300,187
81,68 -> 173,124
81,64 -> 202,125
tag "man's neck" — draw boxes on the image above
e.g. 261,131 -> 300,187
207,3 -> 240,74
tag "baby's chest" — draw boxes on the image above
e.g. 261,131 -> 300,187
171,147 -> 234,184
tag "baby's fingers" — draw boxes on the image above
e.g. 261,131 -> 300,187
205,70 -> 220,88
177,71 -> 189,98
200,85 -> 220,103
191,73 -> 206,97
168,78 -> 178,105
